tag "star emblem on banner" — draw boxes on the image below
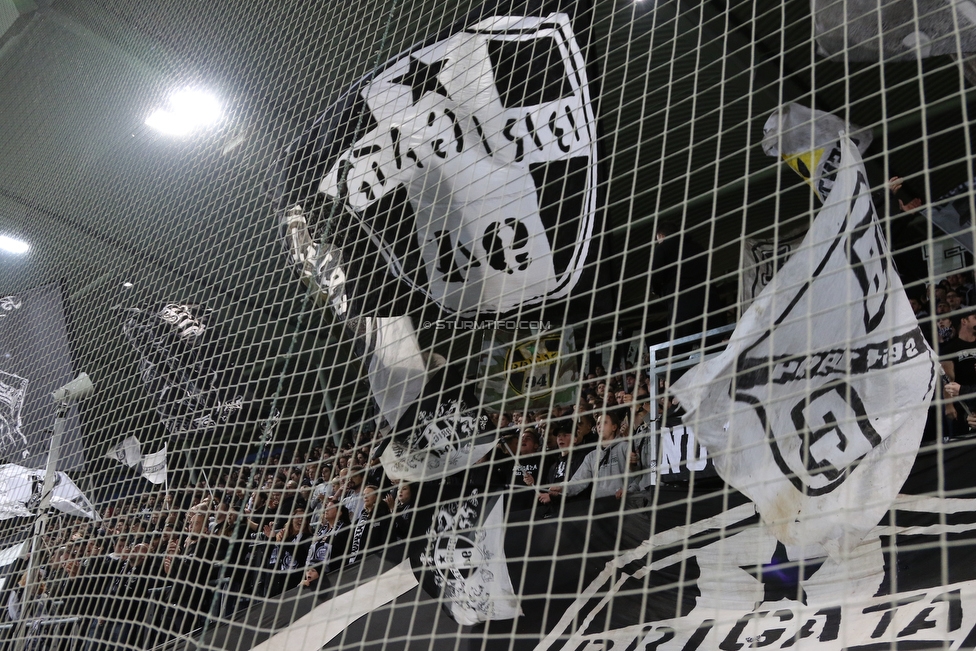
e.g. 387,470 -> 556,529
390,57 -> 451,103
741,542 -> 825,605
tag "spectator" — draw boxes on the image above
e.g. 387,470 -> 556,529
947,290 -> 964,312
947,272 -> 976,305
269,508 -> 314,596
101,542 -> 157,650
161,502 -> 226,635
507,428 -> 544,511
346,486 -> 391,566
552,411 -> 630,501
575,413 -> 598,447
307,500 -> 352,575
308,464 -> 336,514
909,297 -> 929,319
538,422 -> 587,515
342,466 -> 366,521
941,307 -> 976,437
385,482 -> 414,543
939,316 -> 955,345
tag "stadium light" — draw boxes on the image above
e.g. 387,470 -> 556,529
145,88 -> 222,136
0,235 -> 29,255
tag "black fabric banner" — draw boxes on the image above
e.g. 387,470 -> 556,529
269,0 -> 611,328
122,304 -> 256,441
182,439 -> 976,650
0,283 -> 81,469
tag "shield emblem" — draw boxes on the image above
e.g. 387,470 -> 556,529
313,11 -> 598,318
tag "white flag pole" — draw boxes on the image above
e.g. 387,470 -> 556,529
16,373 -> 93,651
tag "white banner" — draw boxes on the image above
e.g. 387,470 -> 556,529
762,104 -> 872,202
419,492 -> 520,625
672,136 -> 937,558
105,435 -> 142,468
0,464 -> 97,520
313,12 -> 599,317
141,444 -> 168,485
250,560 -> 419,651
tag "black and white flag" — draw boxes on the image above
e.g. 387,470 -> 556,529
415,489 -> 519,625
104,435 -> 142,468
123,304 -> 248,437
141,444 -> 167,485
813,0 -> 976,61
271,0 -> 603,323
380,365 -> 494,482
0,464 -> 97,520
672,135 -> 937,557
762,103 -> 872,203
0,284 -> 82,468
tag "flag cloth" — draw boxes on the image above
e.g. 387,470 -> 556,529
0,464 -> 97,520
141,445 -> 168,485
104,435 -> 142,468
672,135 -> 937,558
414,488 -> 519,625
122,304 -> 252,438
812,0 -> 976,62
271,0 -> 605,482
270,0 -> 606,324
368,316 -> 428,430
477,327 -> 579,411
761,103 -> 872,202
0,283 -> 82,469
380,366 -> 494,482
739,231 -> 806,309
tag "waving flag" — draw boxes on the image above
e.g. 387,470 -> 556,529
0,464 -> 97,520
123,304 -> 250,438
270,0 -> 603,484
270,0 -> 604,324
141,444 -> 168,486
672,136 -> 937,557
762,103 -> 872,203
380,365 -> 493,482
0,284 -> 82,469
104,435 -> 142,468
414,489 -> 519,625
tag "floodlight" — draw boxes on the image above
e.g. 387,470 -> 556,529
145,88 -> 222,136
0,235 -> 29,255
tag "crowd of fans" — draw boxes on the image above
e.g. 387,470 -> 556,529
10,263 -> 976,650
0,363 -> 667,650
923,271 -> 976,439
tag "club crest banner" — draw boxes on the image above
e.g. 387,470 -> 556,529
478,327 -> 578,410
271,0 -> 603,323
415,489 -> 519,625
380,365 -> 494,482
672,136 -> 937,557
105,435 -> 142,468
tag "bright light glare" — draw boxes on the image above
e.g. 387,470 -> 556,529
0,235 -> 29,255
145,89 -> 222,136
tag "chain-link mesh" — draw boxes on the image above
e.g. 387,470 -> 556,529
0,0 -> 975,649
